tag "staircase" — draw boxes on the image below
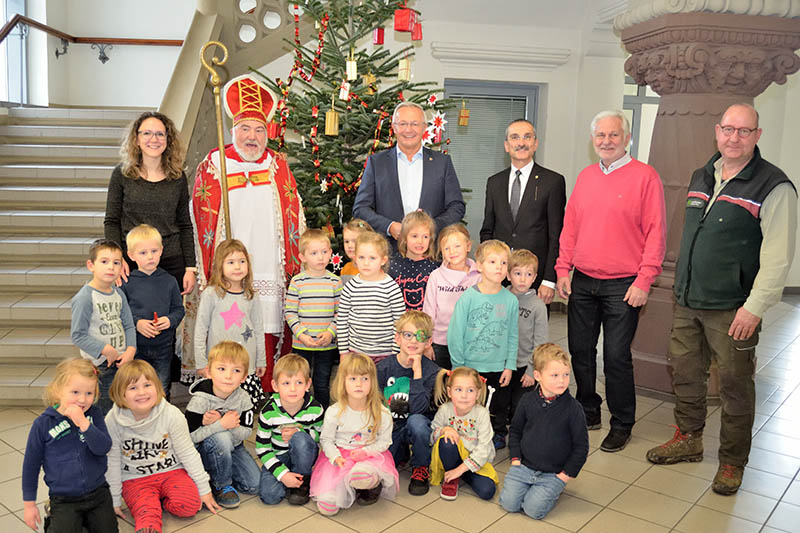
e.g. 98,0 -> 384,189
0,107 -> 146,404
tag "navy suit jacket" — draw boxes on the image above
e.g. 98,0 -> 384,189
353,146 -> 465,248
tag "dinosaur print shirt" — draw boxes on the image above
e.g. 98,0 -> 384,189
377,354 -> 440,422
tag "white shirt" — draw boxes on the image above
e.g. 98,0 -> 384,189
396,145 -> 424,217
507,160 -> 534,204
599,152 -> 632,174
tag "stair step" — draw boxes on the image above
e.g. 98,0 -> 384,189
0,164 -> 114,186
0,185 -> 107,209
0,363 -> 53,403
0,143 -> 120,160
0,209 -> 104,235
0,124 -> 123,142
0,235 -> 95,262
0,327 -> 76,361
8,107 -> 144,127
0,264 -> 88,292
0,293 -> 73,327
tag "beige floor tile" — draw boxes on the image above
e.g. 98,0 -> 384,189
616,435 -> 662,462
421,491 -> 506,533
160,506 -> 217,531
0,410 -> 38,432
761,527 -> 791,533
0,513 -> 33,533
766,501 -> 800,532
493,458 -> 511,474
394,472 -> 442,510
630,419 -> 676,444
760,416 -> 800,440
782,480 -> 800,506
169,514 -> 248,532
329,497 -> 412,532
217,495 -> 311,531
0,424 -> 31,451
582,449 -> 651,483
664,459 -> 721,481
754,401 -> 781,417
608,486 -> 692,528
280,513 -> 360,533
634,465 -> 710,502
0,439 -> 13,456
382,513 -> 465,533
540,493 -> 601,531
751,431 -> 800,458
0,473 -> 47,511
0,451 -> 23,484
579,508 -> 669,533
746,447 -> 800,477
641,405 -> 676,426
587,430 -> 605,449
674,505 -> 761,533
563,470 -> 627,506
738,468 -> 793,500
490,511 -> 571,532
697,487 -> 778,523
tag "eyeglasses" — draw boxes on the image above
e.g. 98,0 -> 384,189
399,330 -> 430,342
593,132 -> 622,140
718,125 -> 757,138
395,121 -> 423,130
508,134 -> 535,141
138,130 -> 166,140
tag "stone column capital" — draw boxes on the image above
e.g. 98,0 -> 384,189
614,0 -> 800,31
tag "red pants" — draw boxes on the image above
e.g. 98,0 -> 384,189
261,327 -> 292,393
121,469 -> 201,532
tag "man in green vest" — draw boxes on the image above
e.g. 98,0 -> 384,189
646,103 -> 797,495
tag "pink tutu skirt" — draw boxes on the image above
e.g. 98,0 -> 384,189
310,448 -> 399,509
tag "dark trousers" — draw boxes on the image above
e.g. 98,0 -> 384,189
294,347 -> 338,409
509,366 -> 535,421
47,483 -> 118,533
432,343 -> 451,370
136,345 -> 173,400
567,270 -> 640,431
481,370 -> 511,437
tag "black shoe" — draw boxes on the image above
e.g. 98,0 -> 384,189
356,483 -> 382,506
408,466 -> 430,496
287,476 -> 310,505
586,413 -> 601,430
493,434 -> 507,450
600,428 -> 631,452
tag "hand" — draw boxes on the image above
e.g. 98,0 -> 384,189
114,506 -> 126,519
388,222 -> 402,240
728,307 -> 761,341
556,276 -> 571,300
316,331 -> 333,346
117,347 -> 136,367
256,366 -> 266,378
423,345 -> 435,360
408,353 -> 423,377
511,460 -> 522,466
349,448 -> 370,462
556,471 -> 571,484
499,368 -> 512,387
297,333 -> 316,347
154,316 -> 171,331
182,270 -> 196,295
202,410 -> 221,426
281,472 -> 304,488
136,319 -> 159,338
538,285 -> 555,305
23,501 -> 39,530
334,456 -> 346,467
220,410 -> 239,430
201,492 -> 221,514
119,261 -> 130,284
196,367 -> 209,378
623,284 -> 648,307
281,426 -> 299,442
63,404 -> 90,431
101,344 -> 120,365
443,463 -> 469,483
521,373 -> 537,388
441,426 -> 460,444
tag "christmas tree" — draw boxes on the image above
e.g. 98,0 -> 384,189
252,0 -> 451,265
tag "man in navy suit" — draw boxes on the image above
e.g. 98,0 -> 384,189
353,102 -> 465,249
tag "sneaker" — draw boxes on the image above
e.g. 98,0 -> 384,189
356,483 -> 382,506
287,476 -> 310,505
440,478 -> 459,500
646,426 -> 704,464
712,463 -> 744,495
586,413 -> 601,431
213,485 -> 240,509
493,434 -> 506,450
409,465 -> 430,495
600,428 -> 631,452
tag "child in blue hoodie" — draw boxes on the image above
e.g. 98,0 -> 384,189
121,224 -> 185,398
22,358 -> 117,532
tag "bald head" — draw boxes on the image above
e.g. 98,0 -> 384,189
721,104 -> 759,128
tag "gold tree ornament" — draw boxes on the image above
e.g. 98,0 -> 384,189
363,72 -> 377,94
325,95 -> 340,136
458,99 -> 470,126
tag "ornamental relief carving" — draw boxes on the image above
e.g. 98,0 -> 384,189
623,27 -> 800,54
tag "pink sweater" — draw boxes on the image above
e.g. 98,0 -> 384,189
555,159 -> 666,291
422,259 -> 481,345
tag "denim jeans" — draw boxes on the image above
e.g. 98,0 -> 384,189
389,413 -> 432,468
294,348 -> 338,408
499,463 -> 565,519
97,362 -> 117,415
259,431 -> 319,504
135,345 -> 172,399
567,270 -> 640,430
197,432 -> 260,493
436,439 -> 495,500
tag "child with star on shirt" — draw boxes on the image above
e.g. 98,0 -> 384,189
388,211 -> 440,311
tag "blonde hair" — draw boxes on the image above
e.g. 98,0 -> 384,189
395,309 -> 433,338
475,239 -> 511,263
437,223 -> 470,259
299,228 -> 331,255
509,249 -> 539,273
397,211 -> 437,260
533,343 -> 571,373
43,358 -> 99,407
343,218 -> 373,234
109,360 -> 165,408
330,353 -> 384,444
125,224 -> 162,251
119,111 -> 185,181
208,340 -> 250,370
274,353 -> 311,381
355,232 -> 390,272
433,366 -> 487,407
208,239 -> 255,299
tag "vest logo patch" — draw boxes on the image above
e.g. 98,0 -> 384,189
687,198 -> 705,208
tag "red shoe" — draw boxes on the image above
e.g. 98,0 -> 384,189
440,478 -> 459,500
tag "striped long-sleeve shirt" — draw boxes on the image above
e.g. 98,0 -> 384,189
255,392 -> 323,481
285,270 -> 342,351
336,274 -> 405,358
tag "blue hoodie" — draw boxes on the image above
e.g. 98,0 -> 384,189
22,404 -> 111,500
121,267 -> 185,350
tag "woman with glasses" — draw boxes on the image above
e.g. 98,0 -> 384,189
104,111 -> 196,294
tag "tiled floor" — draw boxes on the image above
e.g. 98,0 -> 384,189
2,302 -> 800,532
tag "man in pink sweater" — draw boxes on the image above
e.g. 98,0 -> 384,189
555,110 -> 666,453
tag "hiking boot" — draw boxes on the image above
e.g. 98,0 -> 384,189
287,476 -> 310,505
646,427 -> 704,465
356,483 -> 382,506
600,428 -> 631,452
440,478 -> 459,500
493,434 -> 506,450
213,485 -> 240,509
712,464 -> 744,495
409,465 -> 430,495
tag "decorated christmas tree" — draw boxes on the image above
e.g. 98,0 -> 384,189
253,0 -> 451,267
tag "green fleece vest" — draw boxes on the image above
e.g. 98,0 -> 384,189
674,147 -> 793,310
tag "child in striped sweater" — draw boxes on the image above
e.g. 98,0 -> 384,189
285,229 -> 343,408
336,232 -> 405,364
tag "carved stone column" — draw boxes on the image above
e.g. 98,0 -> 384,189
615,6 -> 800,398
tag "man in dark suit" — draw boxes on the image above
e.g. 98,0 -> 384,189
480,119 -> 566,304
353,102 -> 465,249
